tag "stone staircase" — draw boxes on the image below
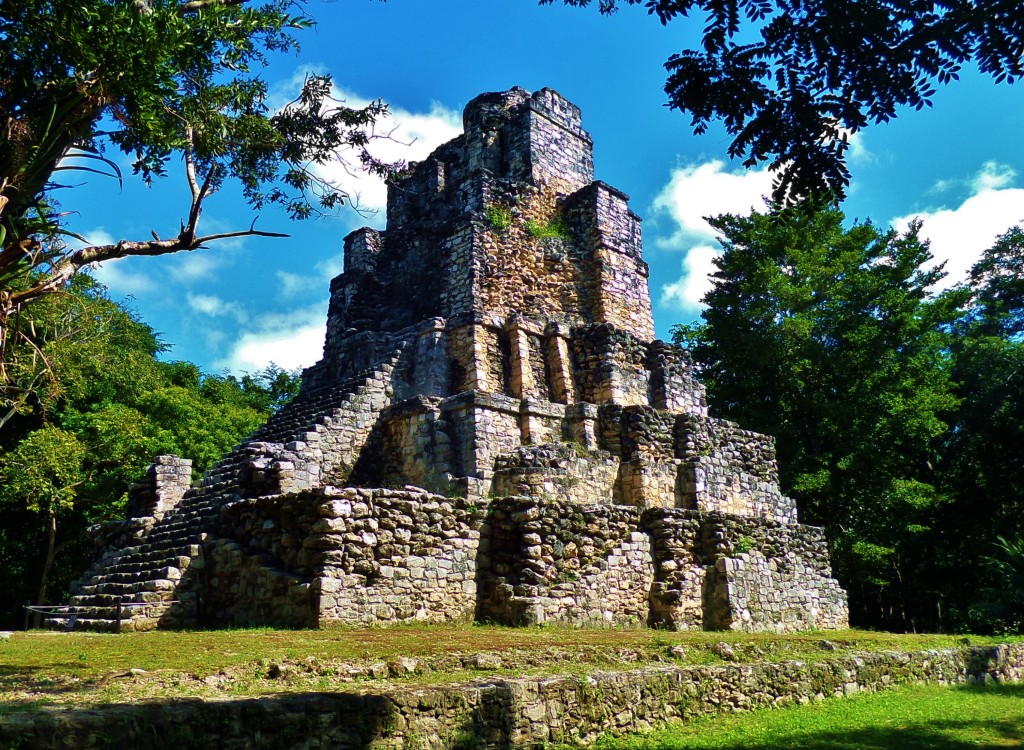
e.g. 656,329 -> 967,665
44,353 -> 404,632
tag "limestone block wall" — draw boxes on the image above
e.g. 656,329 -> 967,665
490,443 -> 619,504
7,645 -> 1024,750
204,493 -> 324,627
676,416 -> 797,523
442,391 -> 523,497
310,488 -> 485,626
354,396 -> 457,495
479,497 -> 653,627
125,455 -> 193,519
642,510 -> 706,630
203,539 -> 314,628
700,513 -> 849,632
524,88 -> 594,192
648,341 -> 708,415
566,182 -> 653,342
475,499 -> 846,632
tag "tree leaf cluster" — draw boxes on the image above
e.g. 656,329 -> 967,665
673,206 -> 1024,632
552,0 -> 1023,204
0,0 -> 398,324
0,275 -> 299,623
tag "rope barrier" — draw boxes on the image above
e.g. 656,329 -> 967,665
24,601 -> 180,614
23,601 -> 183,632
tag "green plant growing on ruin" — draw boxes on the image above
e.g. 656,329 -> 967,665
526,215 -> 571,241
734,536 -> 756,554
485,204 -> 514,232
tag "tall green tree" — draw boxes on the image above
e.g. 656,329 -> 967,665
938,226 -> 1024,630
553,0 -> 1024,203
674,207 -> 968,629
0,275 -> 298,626
1,0 -> 396,399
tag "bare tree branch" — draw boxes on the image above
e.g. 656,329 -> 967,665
3,225 -> 288,312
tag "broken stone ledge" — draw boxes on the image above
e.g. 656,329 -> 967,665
2,643 -> 1021,749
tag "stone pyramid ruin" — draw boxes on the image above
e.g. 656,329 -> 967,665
48,88 -> 848,633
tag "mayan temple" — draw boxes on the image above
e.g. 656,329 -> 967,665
49,88 -> 848,633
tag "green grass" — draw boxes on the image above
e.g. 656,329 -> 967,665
588,682 -> 1024,749
0,625 -> 1018,711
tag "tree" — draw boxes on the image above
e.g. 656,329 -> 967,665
0,0 -> 397,371
673,206 -> 968,629
968,224 -> 1024,337
937,227 -> 1024,629
0,425 -> 85,607
552,0 -> 1024,203
0,275 -> 299,626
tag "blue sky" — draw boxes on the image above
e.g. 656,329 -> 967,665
74,0 -> 1024,375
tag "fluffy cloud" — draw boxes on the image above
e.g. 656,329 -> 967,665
186,293 -> 248,322
659,245 -> 720,312
214,305 -> 326,373
274,70 -> 462,223
892,162 -> 1024,290
650,160 -> 774,310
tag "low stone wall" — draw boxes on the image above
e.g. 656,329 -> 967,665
4,645 -> 1022,749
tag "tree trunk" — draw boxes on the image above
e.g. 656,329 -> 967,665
36,509 -> 57,609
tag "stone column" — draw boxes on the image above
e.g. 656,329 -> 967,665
545,322 -> 575,404
507,319 -> 535,400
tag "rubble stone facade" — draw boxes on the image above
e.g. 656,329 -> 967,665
51,88 -> 847,633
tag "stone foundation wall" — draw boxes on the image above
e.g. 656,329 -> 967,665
478,497 -> 653,626
310,488 -> 485,626
474,499 -> 846,632
202,539 -> 314,628
701,513 -> 849,631
676,416 -> 796,523
6,645 -> 1023,750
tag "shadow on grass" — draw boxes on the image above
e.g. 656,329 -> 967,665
0,691 -> 406,749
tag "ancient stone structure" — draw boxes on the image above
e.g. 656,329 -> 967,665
48,88 -> 847,633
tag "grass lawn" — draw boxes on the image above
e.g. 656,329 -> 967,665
589,682 -> 1024,749
0,625 -> 1019,711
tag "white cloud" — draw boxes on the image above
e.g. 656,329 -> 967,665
273,70 -> 462,221
186,293 -> 248,322
650,160 -> 774,251
276,270 -> 321,298
892,162 -> 1024,290
971,160 -> 1016,193
650,160 -> 774,310
214,304 -> 326,373
660,245 -> 719,311
166,251 -> 223,283
839,128 -> 872,166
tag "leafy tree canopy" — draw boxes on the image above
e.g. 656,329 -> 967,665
0,274 -> 299,619
0,0 -> 396,326
551,0 -> 1024,203
673,206 -> 969,629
